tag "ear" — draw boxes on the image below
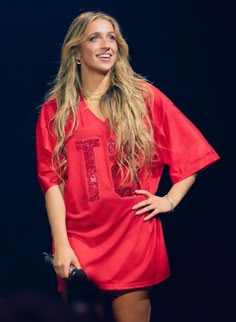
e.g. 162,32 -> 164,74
75,52 -> 81,65
76,57 -> 81,65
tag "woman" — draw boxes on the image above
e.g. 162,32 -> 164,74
36,11 -> 220,322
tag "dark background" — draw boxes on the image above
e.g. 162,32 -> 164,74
0,0 -> 235,321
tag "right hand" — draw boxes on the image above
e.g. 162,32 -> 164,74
53,245 -> 81,279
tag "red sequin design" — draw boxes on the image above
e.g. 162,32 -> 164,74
108,139 -> 140,197
75,139 -> 100,201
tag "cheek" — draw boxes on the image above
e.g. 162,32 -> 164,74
114,42 -> 118,52
81,45 -> 96,60
112,44 -> 118,58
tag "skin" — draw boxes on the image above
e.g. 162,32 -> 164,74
77,18 -> 118,96
133,174 -> 197,220
44,17 -> 197,322
45,184 -> 80,277
75,18 -> 118,121
112,289 -> 151,322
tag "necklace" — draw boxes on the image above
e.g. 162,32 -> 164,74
81,90 -> 104,101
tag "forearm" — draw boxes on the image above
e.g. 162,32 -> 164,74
166,174 -> 197,208
44,185 -> 81,275
45,185 -> 69,248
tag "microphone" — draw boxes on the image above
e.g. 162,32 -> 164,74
43,252 -> 87,282
43,253 -> 102,319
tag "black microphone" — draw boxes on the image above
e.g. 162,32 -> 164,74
43,252 -> 87,282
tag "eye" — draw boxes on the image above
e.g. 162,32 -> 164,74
108,34 -> 116,41
89,35 -> 98,42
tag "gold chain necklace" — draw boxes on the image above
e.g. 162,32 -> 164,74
81,90 -> 104,101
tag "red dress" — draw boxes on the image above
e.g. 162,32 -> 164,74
36,82 -> 220,291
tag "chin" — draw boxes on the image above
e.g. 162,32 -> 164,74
82,63 -> 113,76
95,66 -> 113,75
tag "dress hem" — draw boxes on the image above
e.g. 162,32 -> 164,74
58,270 -> 171,292
97,270 -> 171,291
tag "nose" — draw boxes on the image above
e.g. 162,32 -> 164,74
100,37 -> 110,49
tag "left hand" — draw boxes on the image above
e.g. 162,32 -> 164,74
132,190 -> 172,221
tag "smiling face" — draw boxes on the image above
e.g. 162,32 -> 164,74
77,18 -> 118,77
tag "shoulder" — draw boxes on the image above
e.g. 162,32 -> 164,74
36,99 -> 58,134
37,99 -> 57,125
143,82 -> 173,105
40,98 -> 57,117
138,81 -> 170,108
140,81 -> 170,122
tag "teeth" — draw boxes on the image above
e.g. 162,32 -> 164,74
97,54 -> 111,58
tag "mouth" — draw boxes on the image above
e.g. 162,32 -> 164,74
96,54 -> 112,59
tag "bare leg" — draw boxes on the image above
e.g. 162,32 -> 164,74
111,288 -> 151,322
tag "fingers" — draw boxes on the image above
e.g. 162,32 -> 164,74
132,193 -> 172,221
133,190 -> 158,214
53,250 -> 81,278
53,261 -> 70,278
135,190 -> 152,197
132,191 -> 161,219
134,204 -> 155,215
132,200 -> 150,211
132,190 -> 153,211
143,209 -> 160,221
71,256 -> 81,269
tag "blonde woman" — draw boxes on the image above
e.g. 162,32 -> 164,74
36,11 -> 220,322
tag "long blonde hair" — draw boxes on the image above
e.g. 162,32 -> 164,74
45,11 -> 156,182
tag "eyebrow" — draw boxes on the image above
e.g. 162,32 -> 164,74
87,31 -> 115,37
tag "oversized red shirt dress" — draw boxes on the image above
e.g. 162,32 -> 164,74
36,82 -> 220,291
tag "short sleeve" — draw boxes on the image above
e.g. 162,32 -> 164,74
36,100 -> 61,194
149,84 -> 220,183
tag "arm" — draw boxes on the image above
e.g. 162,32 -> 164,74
133,84 -> 219,219
36,103 -> 81,277
133,174 -> 197,221
45,185 -> 81,277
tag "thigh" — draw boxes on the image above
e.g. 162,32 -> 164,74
111,288 -> 151,322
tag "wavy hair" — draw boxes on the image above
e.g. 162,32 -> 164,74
45,11 -> 156,182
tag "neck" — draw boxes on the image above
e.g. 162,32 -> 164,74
80,70 -> 111,97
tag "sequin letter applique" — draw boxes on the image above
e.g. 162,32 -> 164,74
75,139 -> 100,201
75,138 -> 140,202
107,139 -> 140,197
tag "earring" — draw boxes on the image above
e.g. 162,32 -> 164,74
76,58 -> 81,65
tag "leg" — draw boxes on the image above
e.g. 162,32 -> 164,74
111,288 -> 151,322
